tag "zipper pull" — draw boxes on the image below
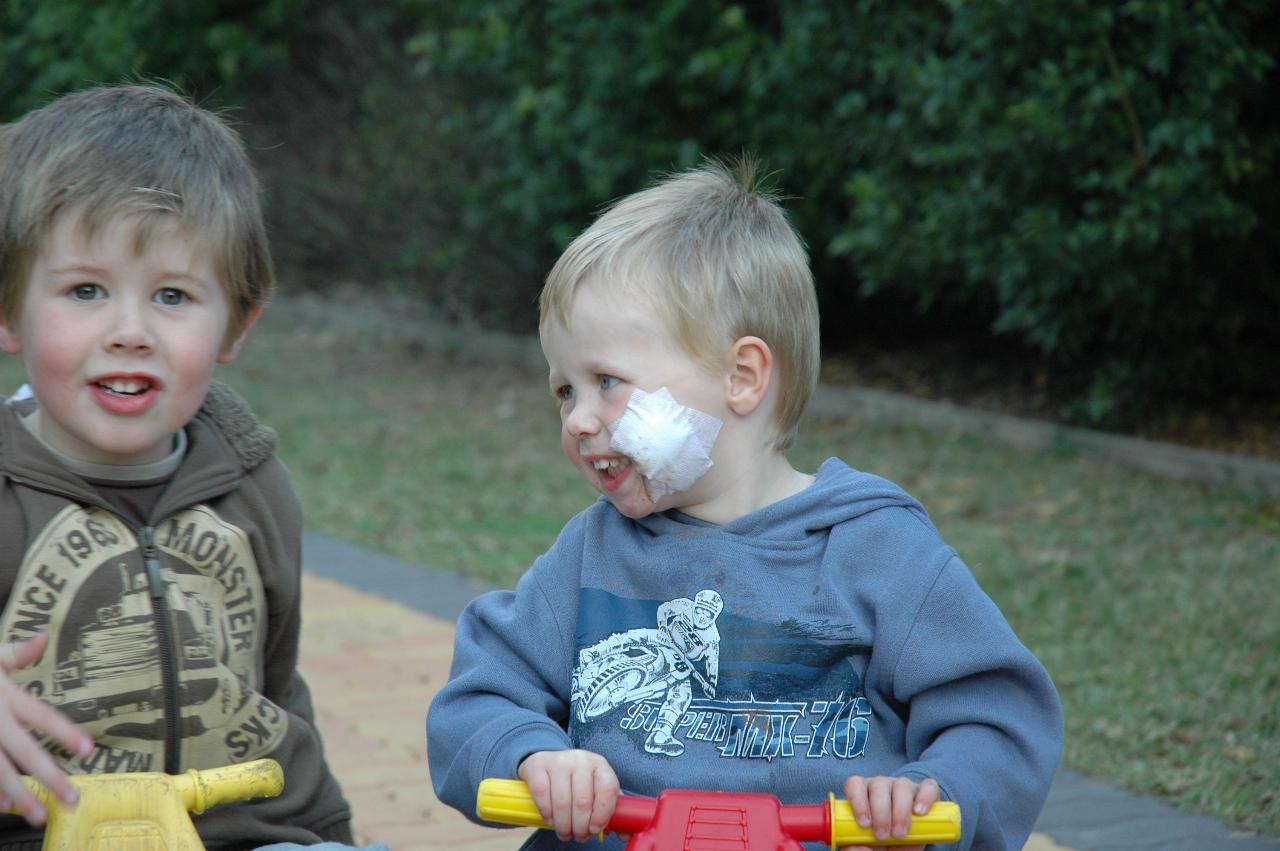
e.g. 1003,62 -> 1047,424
140,526 -> 165,596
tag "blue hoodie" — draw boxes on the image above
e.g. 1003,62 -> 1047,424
428,458 -> 1062,850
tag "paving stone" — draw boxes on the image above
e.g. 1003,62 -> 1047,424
299,573 -> 497,851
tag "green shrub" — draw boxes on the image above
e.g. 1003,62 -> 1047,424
0,0 -> 308,117
395,1 -> 871,322
837,0 -> 1279,424
5,1 -> 1276,424
393,0 -> 1279,424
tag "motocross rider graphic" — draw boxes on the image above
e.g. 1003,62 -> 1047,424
647,590 -> 722,755
571,590 -> 723,757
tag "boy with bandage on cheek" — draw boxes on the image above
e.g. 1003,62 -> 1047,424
427,160 -> 1062,851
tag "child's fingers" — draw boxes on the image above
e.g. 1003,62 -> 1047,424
889,776 -> 918,838
588,764 -> 619,836
0,633 -> 48,673
516,750 -> 620,840
844,775 -> 873,830
0,717 -> 80,811
567,763 -> 595,839
0,668 -> 90,816
543,764 -> 580,839
0,758 -> 47,826
517,760 -> 554,825
11,689 -> 93,768
912,777 -> 941,814
868,778 -> 894,841
838,774 -> 940,849
844,775 -> 923,842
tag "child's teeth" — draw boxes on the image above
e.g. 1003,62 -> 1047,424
100,380 -> 147,395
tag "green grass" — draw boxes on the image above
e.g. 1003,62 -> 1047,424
4,292 -> 1277,835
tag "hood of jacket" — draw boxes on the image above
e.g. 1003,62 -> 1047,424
1,379 -> 276,505
634,457 -> 933,540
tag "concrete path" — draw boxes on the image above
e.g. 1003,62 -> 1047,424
298,530 -> 1280,850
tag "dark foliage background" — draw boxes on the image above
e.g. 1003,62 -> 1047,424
3,0 -> 1277,427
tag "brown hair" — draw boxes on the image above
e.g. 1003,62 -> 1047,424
540,158 -> 820,450
0,83 -> 273,342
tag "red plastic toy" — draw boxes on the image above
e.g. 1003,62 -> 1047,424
478,778 -> 962,849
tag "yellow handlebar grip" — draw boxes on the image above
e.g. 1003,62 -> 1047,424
176,758 -> 286,813
829,792 -> 962,847
476,778 -> 550,828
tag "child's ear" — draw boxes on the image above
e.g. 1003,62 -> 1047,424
0,314 -> 22,355
725,336 -> 772,416
217,305 -> 264,364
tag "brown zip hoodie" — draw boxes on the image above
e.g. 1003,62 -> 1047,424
0,381 -> 351,849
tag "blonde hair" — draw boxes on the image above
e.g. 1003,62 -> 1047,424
0,83 -> 273,342
540,158 -> 820,450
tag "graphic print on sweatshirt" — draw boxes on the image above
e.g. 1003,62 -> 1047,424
0,505 -> 287,773
570,588 -> 872,762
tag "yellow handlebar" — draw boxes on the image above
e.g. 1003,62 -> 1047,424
476,777 -> 552,827
828,792 -> 962,847
170,759 -> 285,814
14,759 -> 284,850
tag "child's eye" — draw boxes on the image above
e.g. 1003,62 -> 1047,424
155,288 -> 188,306
71,284 -> 103,301
600,375 -> 621,391
554,385 -> 575,403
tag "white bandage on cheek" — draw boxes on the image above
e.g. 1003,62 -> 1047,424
609,387 -> 723,499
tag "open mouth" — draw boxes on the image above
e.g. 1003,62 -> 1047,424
96,378 -> 152,397
593,457 -> 630,481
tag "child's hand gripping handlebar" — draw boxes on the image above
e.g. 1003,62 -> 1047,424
477,777 -> 962,849
9,758 -> 284,850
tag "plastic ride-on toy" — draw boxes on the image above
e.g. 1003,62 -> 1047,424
9,758 -> 284,850
478,777 -> 962,850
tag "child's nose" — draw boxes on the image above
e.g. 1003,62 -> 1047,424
565,399 -> 605,439
105,301 -> 156,352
